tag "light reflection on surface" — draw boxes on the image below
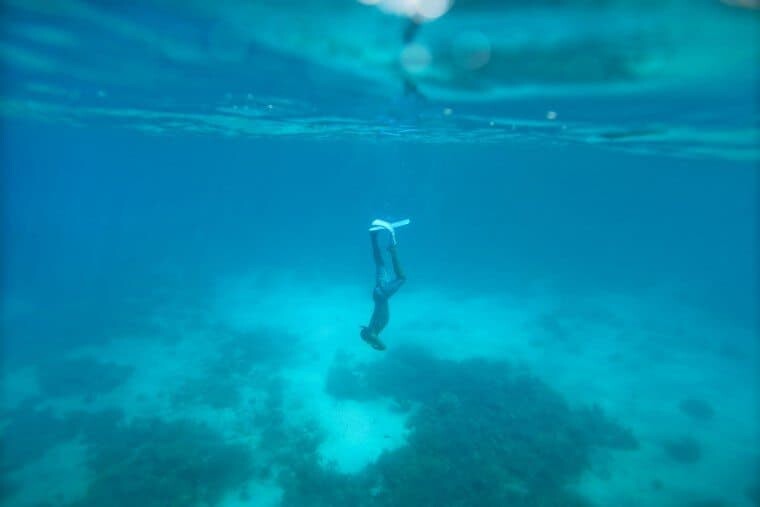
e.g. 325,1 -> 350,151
0,0 -> 757,162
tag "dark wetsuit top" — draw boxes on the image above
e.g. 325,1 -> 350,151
367,233 -> 405,336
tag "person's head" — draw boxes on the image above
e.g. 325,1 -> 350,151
360,326 -> 375,341
360,326 -> 386,350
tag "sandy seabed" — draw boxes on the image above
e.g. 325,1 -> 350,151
2,269 -> 757,507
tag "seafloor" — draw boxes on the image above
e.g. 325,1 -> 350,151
2,270 -> 757,507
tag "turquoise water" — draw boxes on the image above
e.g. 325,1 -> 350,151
1,1 -> 758,506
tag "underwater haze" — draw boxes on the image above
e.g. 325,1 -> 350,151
1,1 -> 759,506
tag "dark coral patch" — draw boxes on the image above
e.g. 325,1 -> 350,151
0,404 -> 124,476
747,483 -> 760,506
0,473 -> 21,503
1,402 -> 254,507
213,326 -> 301,372
289,346 -> 640,507
679,399 -> 715,421
662,436 -> 702,464
171,326 -> 300,411
36,357 -> 134,399
171,374 -> 242,410
71,418 -> 254,507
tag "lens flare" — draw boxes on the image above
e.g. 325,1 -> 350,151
358,0 -> 453,21
452,31 -> 491,70
416,0 -> 453,20
400,43 -> 432,74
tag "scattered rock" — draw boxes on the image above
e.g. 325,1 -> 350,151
679,399 -> 715,421
663,436 -> 702,464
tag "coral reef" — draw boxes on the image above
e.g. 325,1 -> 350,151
0,402 -> 95,473
747,483 -> 760,506
171,374 -> 242,410
679,399 -> 715,421
36,357 -> 134,400
0,474 -> 20,503
279,346 -> 640,506
662,436 -> 702,464
172,326 -> 300,410
0,337 -> 652,507
1,402 -> 254,507
324,351 -> 374,402
214,326 -> 301,372
70,418 -> 254,507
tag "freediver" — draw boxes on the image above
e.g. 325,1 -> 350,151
360,219 -> 409,351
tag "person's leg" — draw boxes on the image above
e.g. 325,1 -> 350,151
369,293 -> 389,336
389,244 -> 405,281
363,293 -> 389,351
380,243 -> 406,298
371,231 -> 387,288
363,227 -> 406,351
363,231 -> 390,350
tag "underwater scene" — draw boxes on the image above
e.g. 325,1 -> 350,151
1,1 -> 758,506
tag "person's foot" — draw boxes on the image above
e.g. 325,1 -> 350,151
361,327 -> 386,351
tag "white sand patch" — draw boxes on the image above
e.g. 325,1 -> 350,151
391,285 -> 543,362
4,438 -> 90,507
316,398 -> 409,473
277,361 -> 409,474
212,270 -> 370,355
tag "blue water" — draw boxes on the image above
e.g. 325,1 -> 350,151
1,2 -> 758,507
